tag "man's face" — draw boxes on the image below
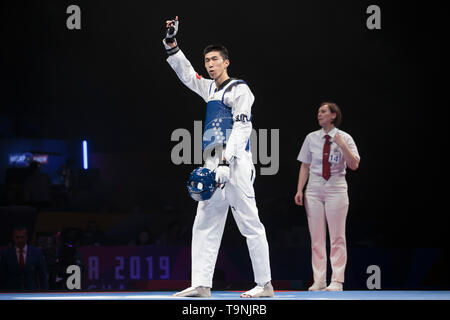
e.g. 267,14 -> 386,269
204,51 -> 229,80
13,230 -> 27,249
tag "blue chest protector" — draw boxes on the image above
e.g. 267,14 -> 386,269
202,80 -> 251,151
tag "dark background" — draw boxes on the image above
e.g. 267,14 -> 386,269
0,0 -> 448,289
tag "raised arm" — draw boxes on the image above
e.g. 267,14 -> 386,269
163,16 -> 212,102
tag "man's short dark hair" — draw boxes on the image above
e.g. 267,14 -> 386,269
203,44 -> 229,61
12,225 -> 28,235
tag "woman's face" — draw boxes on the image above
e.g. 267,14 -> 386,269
317,104 -> 336,128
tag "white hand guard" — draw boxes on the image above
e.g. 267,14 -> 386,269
215,164 -> 230,185
163,17 -> 180,55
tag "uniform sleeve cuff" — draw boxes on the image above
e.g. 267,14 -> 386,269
162,39 -> 180,56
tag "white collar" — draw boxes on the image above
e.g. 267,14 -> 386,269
320,127 -> 338,139
16,244 -> 27,253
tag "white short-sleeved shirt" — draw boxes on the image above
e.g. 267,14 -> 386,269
297,127 -> 360,177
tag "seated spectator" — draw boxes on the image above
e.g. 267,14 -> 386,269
53,229 -> 84,290
128,227 -> 154,246
81,221 -> 105,246
156,222 -> 189,246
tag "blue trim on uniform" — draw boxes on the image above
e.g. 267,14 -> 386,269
209,81 -> 214,96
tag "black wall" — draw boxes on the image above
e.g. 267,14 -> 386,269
1,0 -> 448,249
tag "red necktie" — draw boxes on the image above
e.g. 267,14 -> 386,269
322,135 -> 331,180
19,248 -> 25,269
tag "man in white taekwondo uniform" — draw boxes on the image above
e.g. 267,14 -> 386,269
163,17 -> 273,298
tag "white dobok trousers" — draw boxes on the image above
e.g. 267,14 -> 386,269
191,151 -> 272,288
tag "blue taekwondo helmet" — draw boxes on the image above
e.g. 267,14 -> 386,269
187,167 -> 218,201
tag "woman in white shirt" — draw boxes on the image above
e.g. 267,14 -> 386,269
295,102 -> 360,291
